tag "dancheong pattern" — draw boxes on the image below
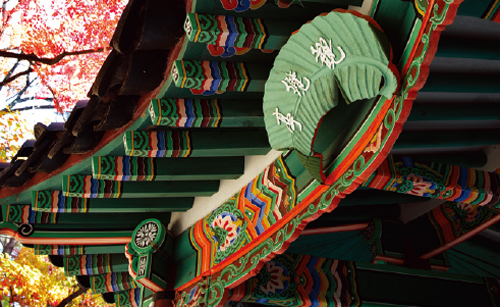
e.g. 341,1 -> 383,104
64,254 -> 113,276
189,155 -> 297,275
362,155 -> 500,207
115,288 -> 141,307
175,0 -> 465,305
124,131 -> 192,158
171,60 -> 249,95
33,244 -> 85,256
219,0 -> 299,12
33,190 -> 88,213
428,201 -> 500,246
229,254 -> 360,307
94,156 -> 156,181
90,272 -> 137,294
184,13 -> 268,49
63,175 -> 122,198
5,204 -> 57,224
149,98 -> 221,128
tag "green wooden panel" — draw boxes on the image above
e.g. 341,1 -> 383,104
456,0 -> 496,18
32,190 -> 193,213
446,236 -> 500,278
52,212 -> 172,225
408,103 -> 500,121
421,73 -> 500,93
286,230 -> 374,263
32,244 -> 125,256
436,37 -> 500,60
394,129 -> 500,149
123,130 -> 270,157
62,175 -> 220,198
356,265 -> 494,307
149,98 -> 264,128
93,156 -> 245,181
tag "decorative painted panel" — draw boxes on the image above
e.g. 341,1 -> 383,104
362,155 -> 500,207
32,244 -> 125,256
124,131 -> 192,158
184,13 -> 270,49
64,254 -> 113,276
89,272 -> 137,294
228,254 -> 360,307
115,288 -> 142,307
149,98 -> 264,128
427,202 -> 500,248
32,190 -> 88,213
63,175 -> 122,198
170,60 -> 270,95
174,0 -> 464,304
189,156 -> 298,275
149,98 -> 222,128
125,219 -> 173,293
93,156 -> 156,181
4,204 -> 58,224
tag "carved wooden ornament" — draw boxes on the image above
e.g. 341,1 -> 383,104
263,10 -> 399,182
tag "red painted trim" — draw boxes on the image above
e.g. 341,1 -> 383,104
374,255 -> 450,272
420,213 -> 500,259
0,36 -> 186,202
300,223 -> 369,235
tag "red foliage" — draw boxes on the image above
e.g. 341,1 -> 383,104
10,0 -> 128,110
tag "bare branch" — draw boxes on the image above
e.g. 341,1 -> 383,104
0,47 -> 112,65
0,67 -> 32,86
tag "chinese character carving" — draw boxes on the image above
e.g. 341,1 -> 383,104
281,71 -> 310,97
272,108 -> 303,133
311,37 -> 345,69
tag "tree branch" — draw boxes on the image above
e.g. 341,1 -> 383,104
0,67 -> 32,86
55,286 -> 88,307
0,47 -> 112,65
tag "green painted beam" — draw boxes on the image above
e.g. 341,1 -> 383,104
30,244 -> 126,256
393,129 -> 500,149
32,191 -> 193,212
392,152 -> 488,169
435,37 -> 500,60
79,272 -> 137,294
63,253 -> 129,276
62,175 -> 220,198
421,73 -> 500,93
408,103 -> 500,121
92,156 -> 244,181
149,98 -> 264,128
123,130 -> 270,157
4,203 -> 172,224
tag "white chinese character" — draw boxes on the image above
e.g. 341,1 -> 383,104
281,71 -> 310,97
272,108 -> 303,133
311,37 -> 345,69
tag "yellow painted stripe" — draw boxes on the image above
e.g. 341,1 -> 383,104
239,62 -> 249,91
194,13 -> 202,42
214,99 -> 221,127
256,18 -> 266,49
485,0 -> 500,19
184,131 -> 192,157
180,62 -> 188,88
